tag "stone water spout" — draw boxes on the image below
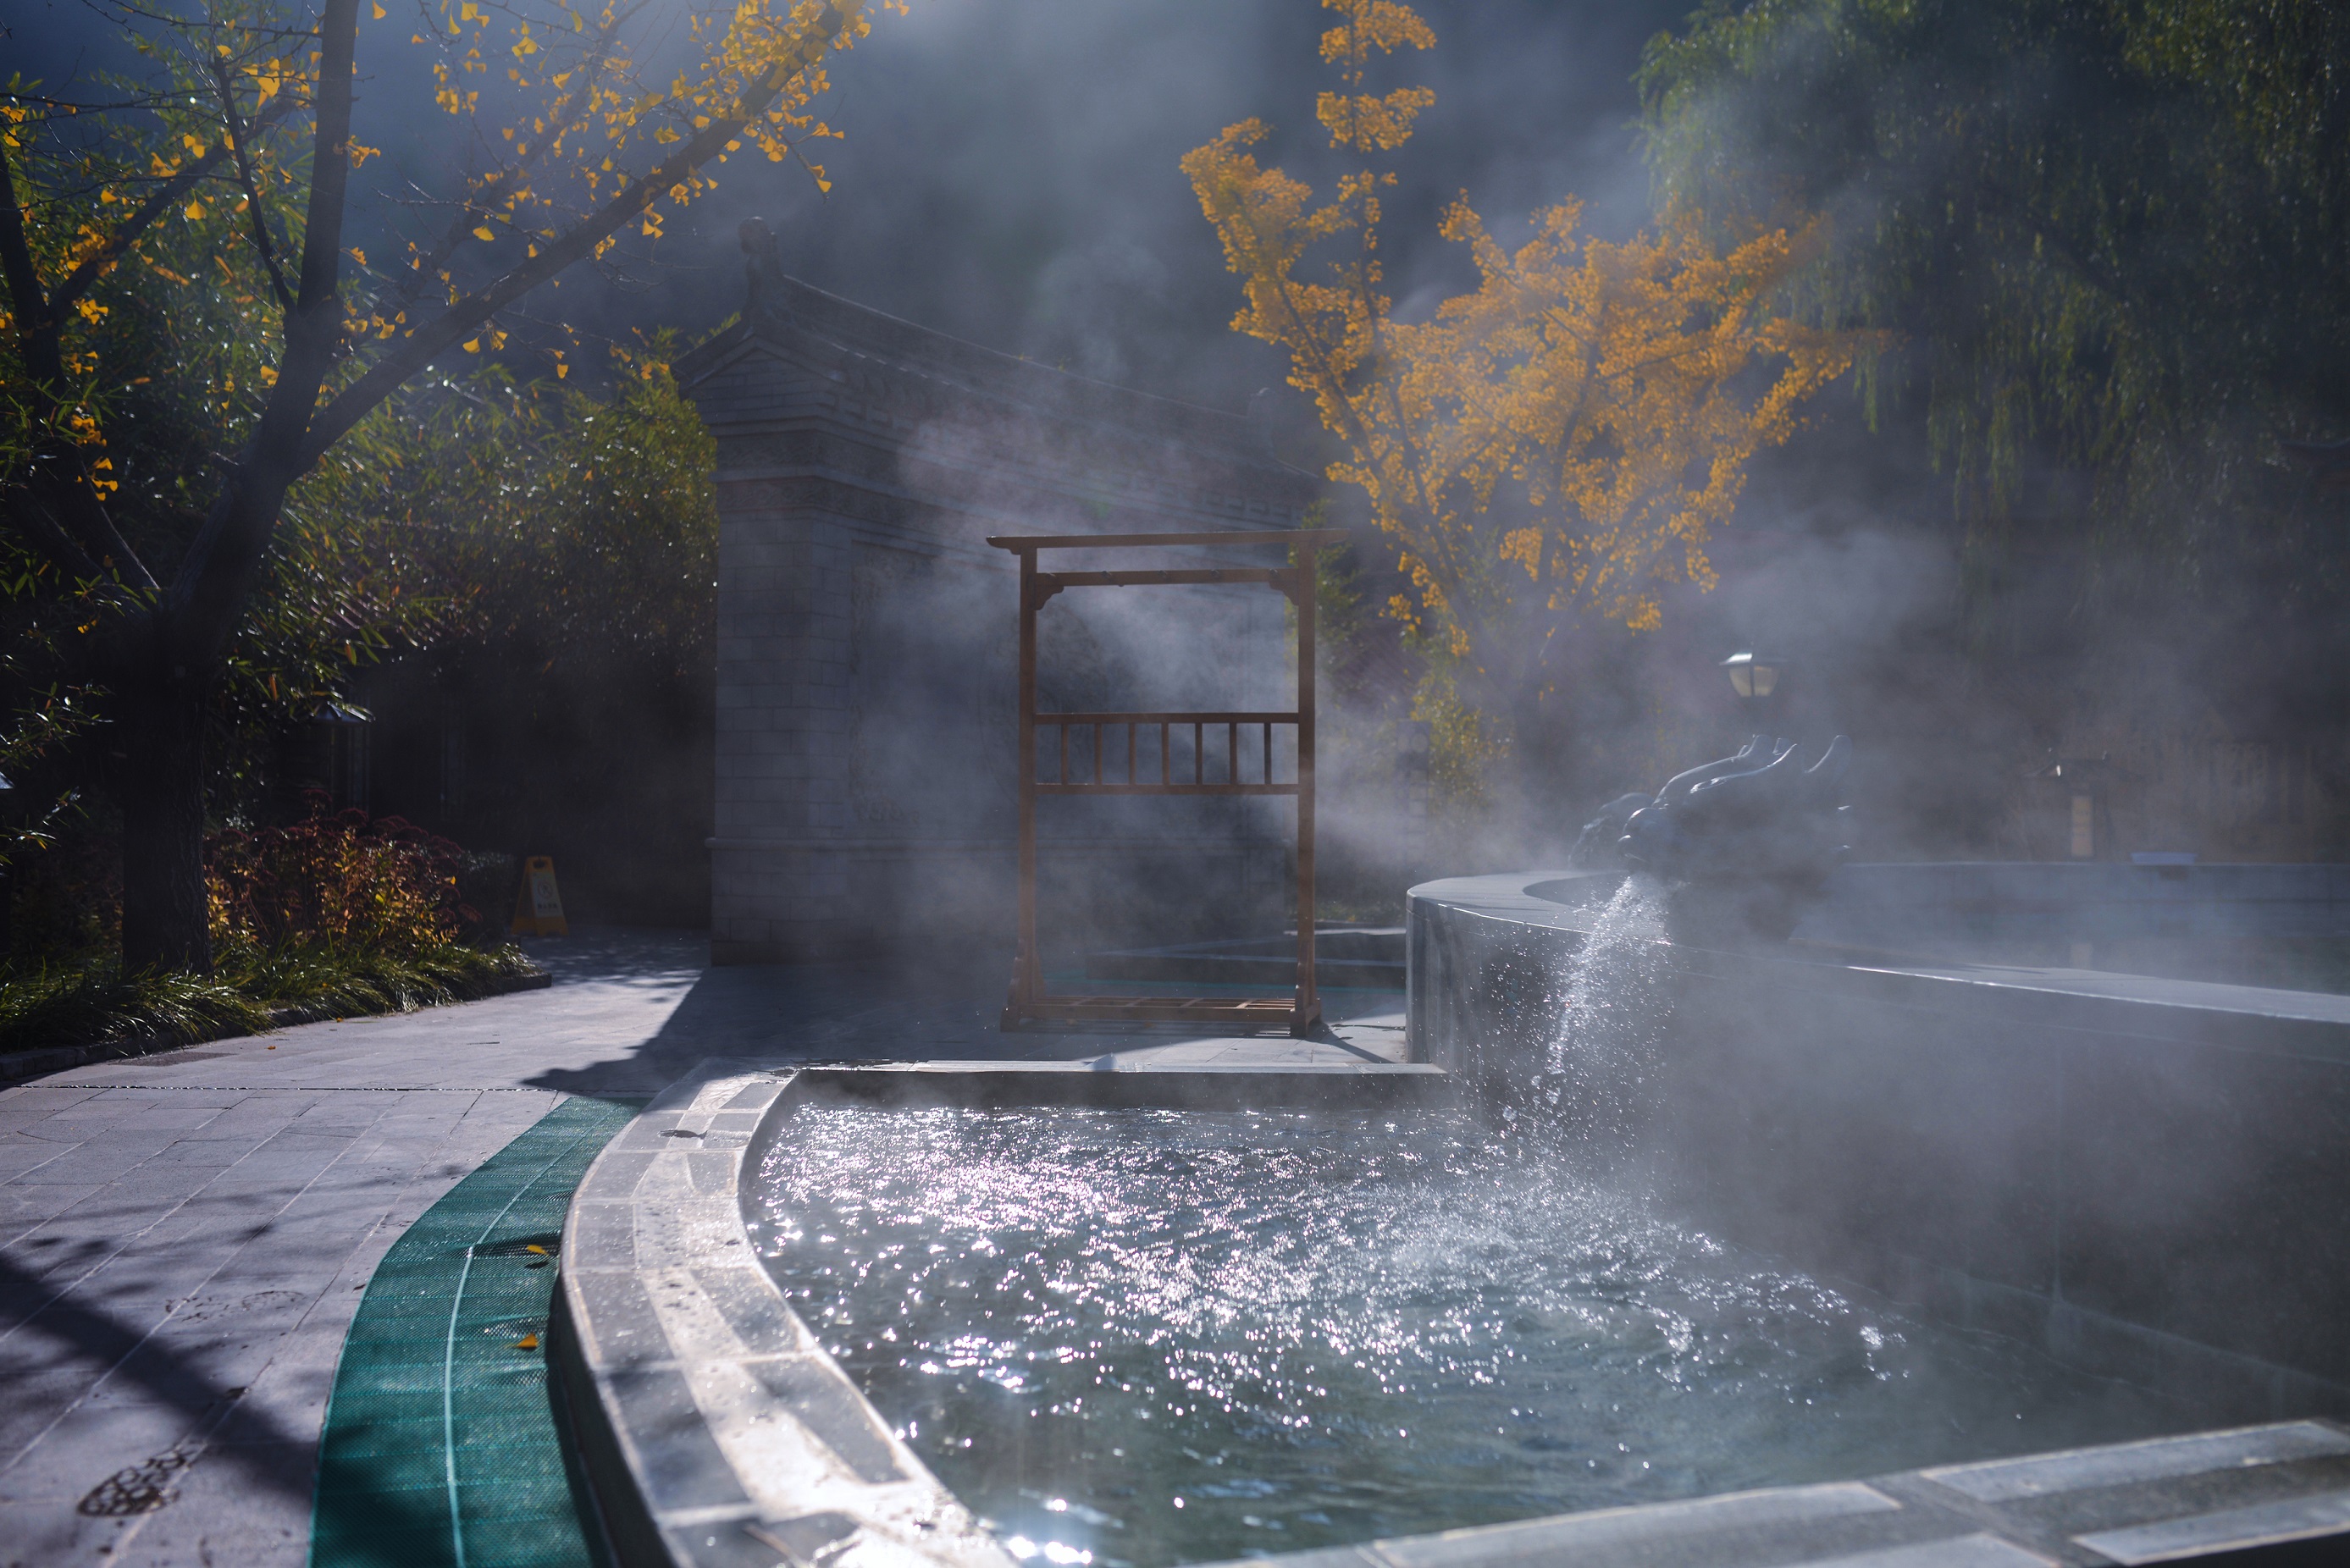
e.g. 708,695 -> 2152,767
1581,734 -> 1853,939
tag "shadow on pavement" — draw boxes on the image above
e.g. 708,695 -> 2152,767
520,952 -> 1035,1103
512,926 -> 708,986
0,1253 -> 445,1556
513,929 -> 1409,1104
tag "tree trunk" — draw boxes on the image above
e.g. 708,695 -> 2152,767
118,658 -> 213,974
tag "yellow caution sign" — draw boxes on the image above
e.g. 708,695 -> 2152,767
511,856 -> 569,936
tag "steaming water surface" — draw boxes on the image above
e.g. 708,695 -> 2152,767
753,1107 -> 2190,1567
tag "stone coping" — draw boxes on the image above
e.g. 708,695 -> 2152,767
557,1057 -> 2350,1568
552,1058 -> 1458,1568
559,1063 -> 2350,1568
1209,1421 -> 2350,1568
1409,871 -> 2350,1063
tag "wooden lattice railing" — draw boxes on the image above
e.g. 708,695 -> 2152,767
991,527 -> 1346,1036
1034,712 -> 1301,794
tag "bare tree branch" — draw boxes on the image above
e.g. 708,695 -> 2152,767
210,58 -> 297,314
48,95 -> 295,317
165,0 -> 364,661
300,2 -> 848,466
381,0 -> 642,320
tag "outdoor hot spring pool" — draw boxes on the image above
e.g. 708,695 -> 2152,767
750,1105 -> 2196,1567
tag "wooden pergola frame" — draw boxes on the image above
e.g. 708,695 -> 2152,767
992,527 -> 1347,1036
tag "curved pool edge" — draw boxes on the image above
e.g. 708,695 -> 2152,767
555,1056 -> 2350,1567
552,1058 -> 1463,1567
1407,869 -> 2350,1421
555,1060 -> 1015,1568
1407,870 -> 2350,1070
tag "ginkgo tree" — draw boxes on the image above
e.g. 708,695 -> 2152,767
2,0 -> 885,970
1183,0 -> 1870,787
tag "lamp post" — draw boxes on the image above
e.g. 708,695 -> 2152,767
0,770 -> 12,959
1719,650 -> 1786,726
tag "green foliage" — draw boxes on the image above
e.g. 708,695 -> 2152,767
0,961 -> 271,1054
0,147 -> 451,826
1413,677 -> 1507,816
1,789 -> 538,1051
1,320 -> 714,853
309,342 -> 719,680
0,940 -> 539,1056
1638,0 -> 2350,646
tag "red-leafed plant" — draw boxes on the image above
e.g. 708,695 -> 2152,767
207,793 -> 478,953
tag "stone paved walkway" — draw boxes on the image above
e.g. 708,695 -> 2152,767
0,933 -> 1405,1566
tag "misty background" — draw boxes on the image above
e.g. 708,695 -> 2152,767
11,0 -> 2340,929
8,0 -> 1681,402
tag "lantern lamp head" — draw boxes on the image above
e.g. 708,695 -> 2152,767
1720,651 -> 1783,701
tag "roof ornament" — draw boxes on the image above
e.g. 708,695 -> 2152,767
738,216 -> 787,322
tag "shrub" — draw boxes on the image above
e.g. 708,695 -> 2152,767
0,941 -> 540,1054
1,798 -> 536,1055
206,793 -> 478,953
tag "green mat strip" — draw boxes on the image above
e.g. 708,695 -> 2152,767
309,1095 -> 639,1568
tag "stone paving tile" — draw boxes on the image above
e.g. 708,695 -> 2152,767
0,1113 -> 85,1140
0,1498 -> 133,1567
207,1323 -> 360,1449
0,1138 -> 80,1184
107,1440 -> 318,1568
9,1138 -> 197,1190
0,1185 -> 101,1244
0,1085 -> 108,1110
98,1107 -> 238,1132
0,1398 -> 196,1506
3,930 -> 1402,1565
0,1363 -> 114,1456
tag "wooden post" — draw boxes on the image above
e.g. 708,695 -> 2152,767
987,527 -> 1344,1035
1005,546 -> 1041,1028
1294,559 -> 1319,1035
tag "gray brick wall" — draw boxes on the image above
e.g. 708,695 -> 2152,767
677,288 -> 1318,964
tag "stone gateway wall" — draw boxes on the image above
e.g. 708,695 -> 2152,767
676,224 -> 1319,964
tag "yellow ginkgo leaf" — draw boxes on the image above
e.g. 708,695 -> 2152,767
473,225 -> 495,241
524,1244 -> 549,1255
184,200 -> 206,220
372,0 -> 385,14
515,1333 -> 539,1350
1177,0 -> 1864,701
462,338 -> 481,352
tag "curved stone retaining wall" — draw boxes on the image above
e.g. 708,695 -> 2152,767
553,1060 -> 1453,1567
1407,870 -> 2350,1422
559,1056 -> 2350,1567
